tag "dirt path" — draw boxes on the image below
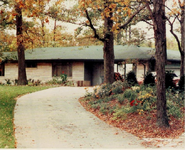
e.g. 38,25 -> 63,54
14,87 -> 146,148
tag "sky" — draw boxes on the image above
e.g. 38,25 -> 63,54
6,0 -> 180,41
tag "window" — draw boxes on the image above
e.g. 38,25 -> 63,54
0,63 -> 4,76
52,62 -> 72,77
26,62 -> 37,68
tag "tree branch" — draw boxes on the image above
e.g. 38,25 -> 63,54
84,10 -> 105,42
119,4 -> 147,30
166,17 -> 183,55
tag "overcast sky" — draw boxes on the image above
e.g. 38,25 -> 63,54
6,0 -> 180,41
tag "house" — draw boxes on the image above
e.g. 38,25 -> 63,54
0,45 -> 181,86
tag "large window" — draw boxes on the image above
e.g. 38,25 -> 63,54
52,62 -> 72,77
0,63 -> 4,76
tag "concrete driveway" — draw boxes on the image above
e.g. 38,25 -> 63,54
14,86 -> 147,148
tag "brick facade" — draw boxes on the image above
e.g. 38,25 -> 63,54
0,62 -> 86,84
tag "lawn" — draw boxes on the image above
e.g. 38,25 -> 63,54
79,81 -> 184,143
0,85 -> 53,148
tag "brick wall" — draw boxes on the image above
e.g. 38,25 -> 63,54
72,62 -> 84,81
0,62 -> 52,83
26,63 -> 52,82
0,61 -> 86,84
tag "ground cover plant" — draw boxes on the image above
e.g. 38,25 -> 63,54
0,85 -> 53,148
80,81 -> 184,146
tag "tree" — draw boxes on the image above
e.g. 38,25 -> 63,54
78,0 -> 146,84
15,1 -> 27,85
166,0 -> 184,77
146,0 -> 169,127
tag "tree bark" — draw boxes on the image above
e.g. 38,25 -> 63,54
180,3 -> 184,77
103,5 -> 114,84
153,0 -> 169,127
53,19 -> 57,47
15,3 -> 27,85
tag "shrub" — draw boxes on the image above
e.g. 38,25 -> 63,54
112,107 -> 130,121
122,89 -> 138,102
5,79 -> 11,85
61,74 -> 67,83
118,89 -> 137,104
126,71 -> 138,86
114,72 -> 123,81
99,103 -> 110,115
178,75 -> 184,92
165,70 -> 176,89
144,72 -> 155,86
167,100 -> 182,118
93,83 -> 112,98
166,90 -> 184,108
28,79 -> 42,86
112,86 -> 123,94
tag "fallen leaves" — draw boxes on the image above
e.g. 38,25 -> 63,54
79,97 -> 184,140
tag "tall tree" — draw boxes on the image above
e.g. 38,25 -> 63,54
15,1 -> 27,85
78,0 -> 146,84
146,0 -> 169,127
166,0 -> 184,77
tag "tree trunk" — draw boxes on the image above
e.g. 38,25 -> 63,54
153,0 -> 169,127
41,19 -> 45,46
180,4 -> 184,77
103,5 -> 114,84
15,3 -> 27,85
53,19 -> 57,47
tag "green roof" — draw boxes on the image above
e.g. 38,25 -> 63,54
1,45 -> 181,62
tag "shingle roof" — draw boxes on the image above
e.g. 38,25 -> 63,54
1,45 -> 181,62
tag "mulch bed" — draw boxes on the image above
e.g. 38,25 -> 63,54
79,97 -> 185,139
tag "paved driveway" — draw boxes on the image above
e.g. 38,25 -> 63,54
14,87 -> 146,148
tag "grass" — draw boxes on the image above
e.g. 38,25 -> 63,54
0,85 -> 54,148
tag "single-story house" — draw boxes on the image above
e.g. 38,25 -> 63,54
0,45 -> 181,86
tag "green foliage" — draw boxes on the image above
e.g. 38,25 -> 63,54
144,72 -> 155,86
112,106 -> 130,121
0,85 -> 52,148
5,79 -> 11,85
93,83 -> 112,99
46,75 -> 73,86
126,71 -> 138,86
167,100 -> 182,118
99,103 -> 110,115
112,86 -> 123,94
27,79 -> 42,86
117,88 -> 138,104
60,74 -> 67,83
122,89 -> 138,102
166,89 -> 184,108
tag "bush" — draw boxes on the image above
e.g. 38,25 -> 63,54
112,86 -> 123,94
118,89 -> 138,104
178,75 -> 184,92
144,72 -> 155,86
112,107 -> 130,121
61,74 -> 67,83
167,100 -> 182,118
5,79 -> 11,85
93,83 -> 112,98
165,70 -> 176,89
126,71 -> 138,86
28,79 -> 42,86
114,72 -> 123,81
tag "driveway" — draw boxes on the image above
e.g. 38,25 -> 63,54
14,87 -> 146,148
14,87 -> 184,148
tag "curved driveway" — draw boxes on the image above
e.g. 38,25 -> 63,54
14,87 -> 146,148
